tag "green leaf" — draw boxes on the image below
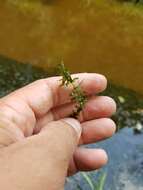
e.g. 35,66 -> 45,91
81,172 -> 95,190
95,172 -> 106,190
58,62 -> 87,118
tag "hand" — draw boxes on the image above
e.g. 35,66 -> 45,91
0,73 -> 116,190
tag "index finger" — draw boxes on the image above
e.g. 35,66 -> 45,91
1,73 -> 107,117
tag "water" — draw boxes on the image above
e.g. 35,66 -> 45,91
0,1 -> 143,93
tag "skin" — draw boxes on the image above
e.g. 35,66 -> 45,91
0,73 -> 116,190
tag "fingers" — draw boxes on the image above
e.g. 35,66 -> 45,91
35,104 -> 116,146
53,96 -> 116,122
47,73 -> 107,107
1,73 -> 107,117
35,96 -> 116,133
79,118 -> 116,145
68,148 -> 108,175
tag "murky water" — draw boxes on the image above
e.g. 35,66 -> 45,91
0,1 -> 143,93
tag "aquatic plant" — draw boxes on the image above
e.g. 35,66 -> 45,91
76,172 -> 106,190
58,63 -> 87,118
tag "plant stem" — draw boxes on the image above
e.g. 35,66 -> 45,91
58,62 -> 87,118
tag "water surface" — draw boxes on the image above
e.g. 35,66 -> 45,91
0,1 -> 143,93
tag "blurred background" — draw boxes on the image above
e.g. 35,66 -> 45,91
0,0 -> 143,189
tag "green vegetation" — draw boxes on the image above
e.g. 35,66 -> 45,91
58,63 -> 87,118
76,172 -> 106,190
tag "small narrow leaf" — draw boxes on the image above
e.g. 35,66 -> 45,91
95,173 -> 106,190
81,172 -> 95,190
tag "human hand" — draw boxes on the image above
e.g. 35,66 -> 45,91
0,73 -> 116,190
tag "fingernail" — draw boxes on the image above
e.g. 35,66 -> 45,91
62,118 -> 82,139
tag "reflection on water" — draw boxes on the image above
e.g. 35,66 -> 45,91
0,0 -> 143,93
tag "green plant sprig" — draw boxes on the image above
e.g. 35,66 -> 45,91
58,63 -> 87,118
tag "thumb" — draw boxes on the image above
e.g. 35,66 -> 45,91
0,118 -> 81,190
40,117 -> 82,168
29,118 -> 82,189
